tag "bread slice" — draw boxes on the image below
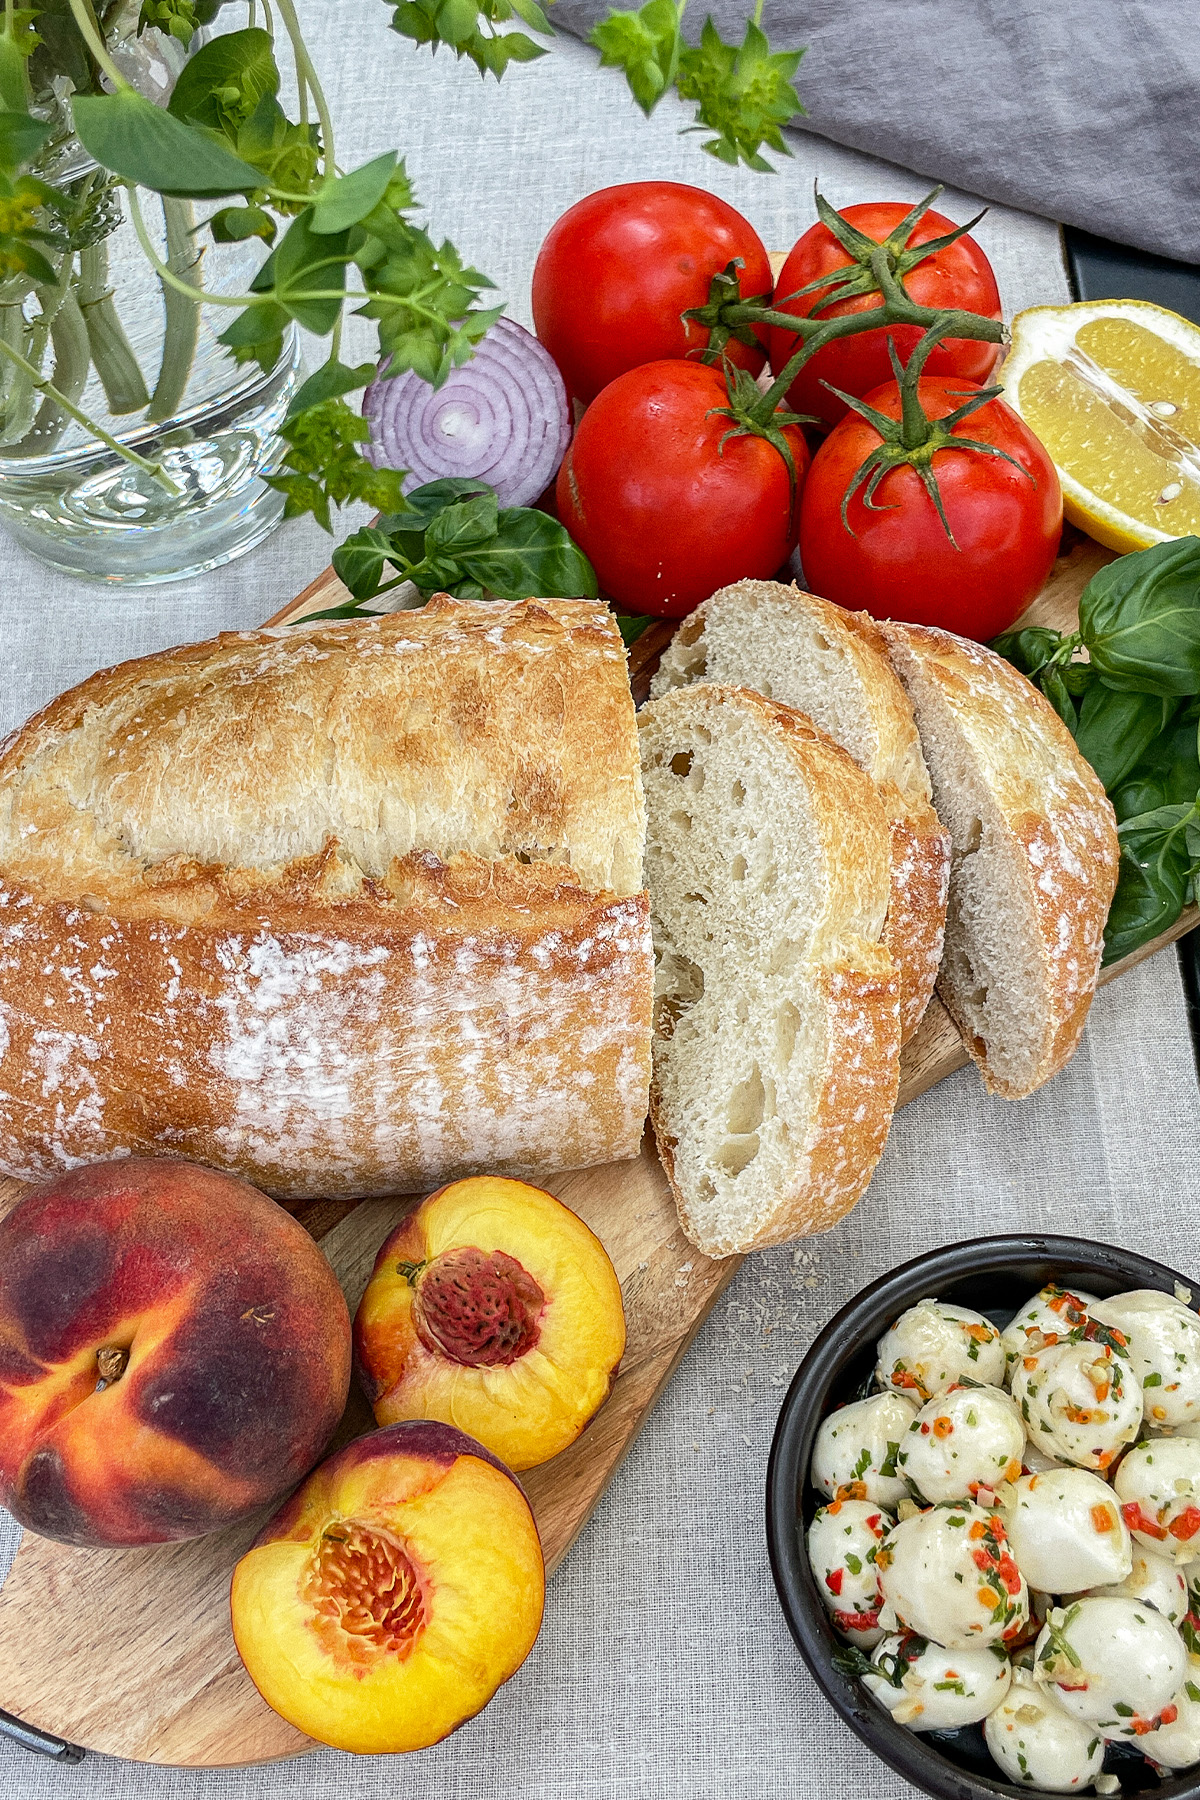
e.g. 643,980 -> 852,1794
651,581 -> 949,1043
877,620 -> 1120,1098
639,683 -> 900,1256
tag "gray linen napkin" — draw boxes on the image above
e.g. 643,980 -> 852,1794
552,0 -> 1200,264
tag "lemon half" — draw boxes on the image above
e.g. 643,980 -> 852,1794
1001,299 -> 1200,554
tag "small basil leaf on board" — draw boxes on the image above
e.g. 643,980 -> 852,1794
423,490 -> 500,554
332,525 -> 400,599
1111,702 -> 1200,821
1040,665 -> 1078,729
453,505 -> 599,600
73,91 -> 264,196
991,625 -> 1068,679
1103,800 -> 1200,965
1081,536 -> 1200,696
1073,686 -> 1177,794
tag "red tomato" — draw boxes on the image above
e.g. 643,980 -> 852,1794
798,376 -> 1062,641
556,361 -> 808,619
769,202 -> 1002,428
532,182 -> 772,405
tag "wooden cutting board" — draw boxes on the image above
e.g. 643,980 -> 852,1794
0,528 -> 1194,1768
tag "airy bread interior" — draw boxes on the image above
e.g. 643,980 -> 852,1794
641,684 -> 894,1255
882,629 -> 1048,1093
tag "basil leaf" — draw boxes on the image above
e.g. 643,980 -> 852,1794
1081,536 -> 1200,696
423,490 -> 499,554
398,477 -> 493,522
1103,800 -> 1200,965
1041,665 -> 1078,729
1073,686 -> 1176,793
73,90 -> 263,197
332,525 -> 400,599
1111,703 -> 1200,821
991,625 -> 1067,679
451,504 -> 598,600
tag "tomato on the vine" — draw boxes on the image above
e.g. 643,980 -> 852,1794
769,202 -> 1002,428
532,182 -> 772,405
798,376 -> 1062,641
556,361 -> 808,619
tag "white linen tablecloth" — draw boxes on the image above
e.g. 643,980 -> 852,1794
2,7 -> 1199,1795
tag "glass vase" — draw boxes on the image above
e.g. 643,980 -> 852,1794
0,151 -> 298,585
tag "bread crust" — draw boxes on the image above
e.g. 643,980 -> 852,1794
878,620 -> 1119,1098
640,684 -> 901,1256
0,598 -> 653,1194
649,582 -> 948,1042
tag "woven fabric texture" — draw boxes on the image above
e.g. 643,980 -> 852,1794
2,10 -> 1198,1797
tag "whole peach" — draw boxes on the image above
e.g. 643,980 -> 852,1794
0,1158 -> 351,1546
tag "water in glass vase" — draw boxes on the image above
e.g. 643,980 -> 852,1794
0,167 -> 299,585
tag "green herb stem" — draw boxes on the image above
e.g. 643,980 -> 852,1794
147,195 -> 202,423
5,288 -> 91,456
125,185 -> 259,307
77,239 -> 150,415
0,328 -> 181,492
65,0 -> 130,91
274,0 -> 335,176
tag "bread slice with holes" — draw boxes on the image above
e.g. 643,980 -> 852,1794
876,620 -> 1120,1099
651,581 -> 949,1044
639,683 -> 901,1256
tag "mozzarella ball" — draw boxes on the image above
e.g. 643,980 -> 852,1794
1083,1547 -> 1189,1625
1089,1289 -> 1200,1430
1010,1331 -> 1142,1471
877,1501 -> 1028,1648
1136,1678 -> 1200,1770
1002,1469 -> 1132,1593
1113,1437 -> 1200,1565
863,1632 -> 1011,1731
811,1392 -> 918,1508
807,1499 -> 891,1647
984,1664 -> 1106,1791
898,1384 -> 1025,1504
1034,1596 -> 1187,1734
876,1300 -> 1005,1401
1002,1285 -> 1097,1372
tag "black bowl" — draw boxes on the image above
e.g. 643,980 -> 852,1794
766,1233 -> 1200,1800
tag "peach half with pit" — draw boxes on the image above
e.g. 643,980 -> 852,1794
231,1420 -> 545,1753
354,1176 -> 625,1471
0,1158 -> 351,1547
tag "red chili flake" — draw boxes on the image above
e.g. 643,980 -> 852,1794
1122,1501 -> 1168,1540
1169,1507 -> 1200,1542
972,1548 -> 996,1574
825,1567 -> 844,1595
1091,1504 -> 1115,1534
933,1416 -> 954,1439
997,1554 -> 1023,1595
833,1608 -> 881,1633
1160,1706 -> 1179,1727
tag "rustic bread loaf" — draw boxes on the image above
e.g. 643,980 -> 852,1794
639,683 -> 900,1256
878,620 -> 1119,1098
651,580 -> 950,1043
0,595 -> 653,1197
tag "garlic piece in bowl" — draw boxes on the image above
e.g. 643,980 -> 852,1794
806,1499 -> 891,1648
1114,1436 -> 1200,1564
1002,1468 -> 1132,1593
898,1384 -> 1025,1504
863,1632 -> 1011,1730
876,1300 -> 1005,1401
984,1663 -> 1106,1791
1001,1284 -> 1097,1373
1089,1289 -> 1200,1429
1034,1595 -> 1187,1735
811,1392 -> 917,1509
877,1500 -> 1028,1648
1010,1326 -> 1143,1470
1083,1545 -> 1190,1624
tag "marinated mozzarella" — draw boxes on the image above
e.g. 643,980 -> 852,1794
1083,1547 -> 1190,1625
1034,1596 -> 1187,1735
984,1664 -> 1106,1792
1002,1469 -> 1132,1593
1002,1285 -> 1097,1372
1090,1289 -> 1200,1430
1010,1328 -> 1142,1471
876,1300 -> 1005,1401
1135,1679 -> 1200,1771
898,1384 -> 1025,1504
811,1392 -> 918,1508
1113,1437 -> 1200,1565
863,1632 -> 1011,1731
807,1499 -> 891,1647
877,1501 -> 1028,1648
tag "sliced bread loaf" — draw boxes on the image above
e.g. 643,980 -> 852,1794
878,620 -> 1120,1099
651,580 -> 949,1043
639,683 -> 901,1256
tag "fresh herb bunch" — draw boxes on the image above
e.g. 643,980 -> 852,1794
0,0 -> 807,539
994,536 -> 1200,965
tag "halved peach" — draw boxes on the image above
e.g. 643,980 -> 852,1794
354,1177 -> 625,1471
230,1421 -> 544,1753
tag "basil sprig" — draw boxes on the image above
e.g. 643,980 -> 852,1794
993,536 -> 1200,965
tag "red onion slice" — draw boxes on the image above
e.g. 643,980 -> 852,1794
363,316 -> 571,509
